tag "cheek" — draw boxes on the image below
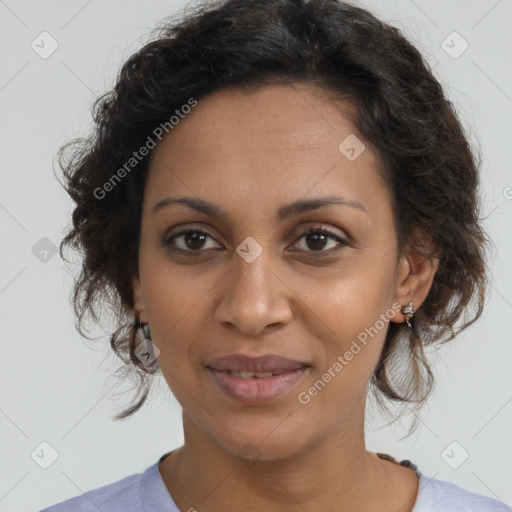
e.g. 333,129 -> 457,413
295,291 -> 391,421
299,265 -> 396,390
306,260 -> 395,339
138,258 -> 206,368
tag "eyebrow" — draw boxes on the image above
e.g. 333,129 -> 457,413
152,194 -> 366,221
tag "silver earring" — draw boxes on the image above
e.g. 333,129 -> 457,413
401,301 -> 415,328
135,319 -> 159,367
138,319 -> 151,341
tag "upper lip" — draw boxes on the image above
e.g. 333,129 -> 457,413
206,354 -> 310,372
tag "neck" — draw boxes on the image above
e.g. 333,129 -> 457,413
158,399 -> 418,511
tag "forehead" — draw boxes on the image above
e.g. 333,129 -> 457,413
144,83 -> 390,222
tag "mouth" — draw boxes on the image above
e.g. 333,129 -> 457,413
205,353 -> 310,373
221,370 -> 290,378
205,354 -> 311,404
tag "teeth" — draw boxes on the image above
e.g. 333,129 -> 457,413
229,371 -> 283,378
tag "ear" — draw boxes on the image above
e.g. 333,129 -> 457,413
391,246 -> 439,325
132,276 -> 149,324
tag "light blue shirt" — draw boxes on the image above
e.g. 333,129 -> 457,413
39,454 -> 511,511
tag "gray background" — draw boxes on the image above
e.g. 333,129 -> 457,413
0,0 -> 511,510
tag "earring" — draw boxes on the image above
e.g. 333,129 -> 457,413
401,301 -> 415,328
135,318 -> 159,367
137,318 -> 152,341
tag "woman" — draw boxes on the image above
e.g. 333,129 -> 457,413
40,0 -> 509,510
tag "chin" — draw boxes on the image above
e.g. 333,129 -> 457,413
231,440 -> 303,465
214,420 -> 314,465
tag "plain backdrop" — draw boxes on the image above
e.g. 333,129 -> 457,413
0,1 -> 511,510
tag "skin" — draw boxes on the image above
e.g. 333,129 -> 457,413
132,82 -> 438,512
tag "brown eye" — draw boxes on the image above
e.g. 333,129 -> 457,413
164,229 -> 220,252
293,227 -> 349,254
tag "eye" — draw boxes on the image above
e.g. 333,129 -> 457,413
163,225 -> 349,255
292,226 -> 349,254
163,229 -> 221,253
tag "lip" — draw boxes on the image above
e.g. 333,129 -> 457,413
205,353 -> 311,405
206,354 -> 309,373
207,366 -> 310,404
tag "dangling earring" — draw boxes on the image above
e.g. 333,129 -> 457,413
135,318 -> 159,366
401,301 -> 415,328
137,318 -> 152,341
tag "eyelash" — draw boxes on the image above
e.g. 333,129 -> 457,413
163,225 -> 349,256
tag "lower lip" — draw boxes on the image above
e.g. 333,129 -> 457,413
207,367 -> 310,404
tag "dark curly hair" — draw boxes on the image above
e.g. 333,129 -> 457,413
57,0 -> 489,421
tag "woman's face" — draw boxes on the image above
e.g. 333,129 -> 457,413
133,83 -> 417,461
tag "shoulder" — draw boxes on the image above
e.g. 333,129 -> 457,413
414,474 -> 511,511
38,468 -> 145,512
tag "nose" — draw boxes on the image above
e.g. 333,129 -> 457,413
214,246 -> 293,337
